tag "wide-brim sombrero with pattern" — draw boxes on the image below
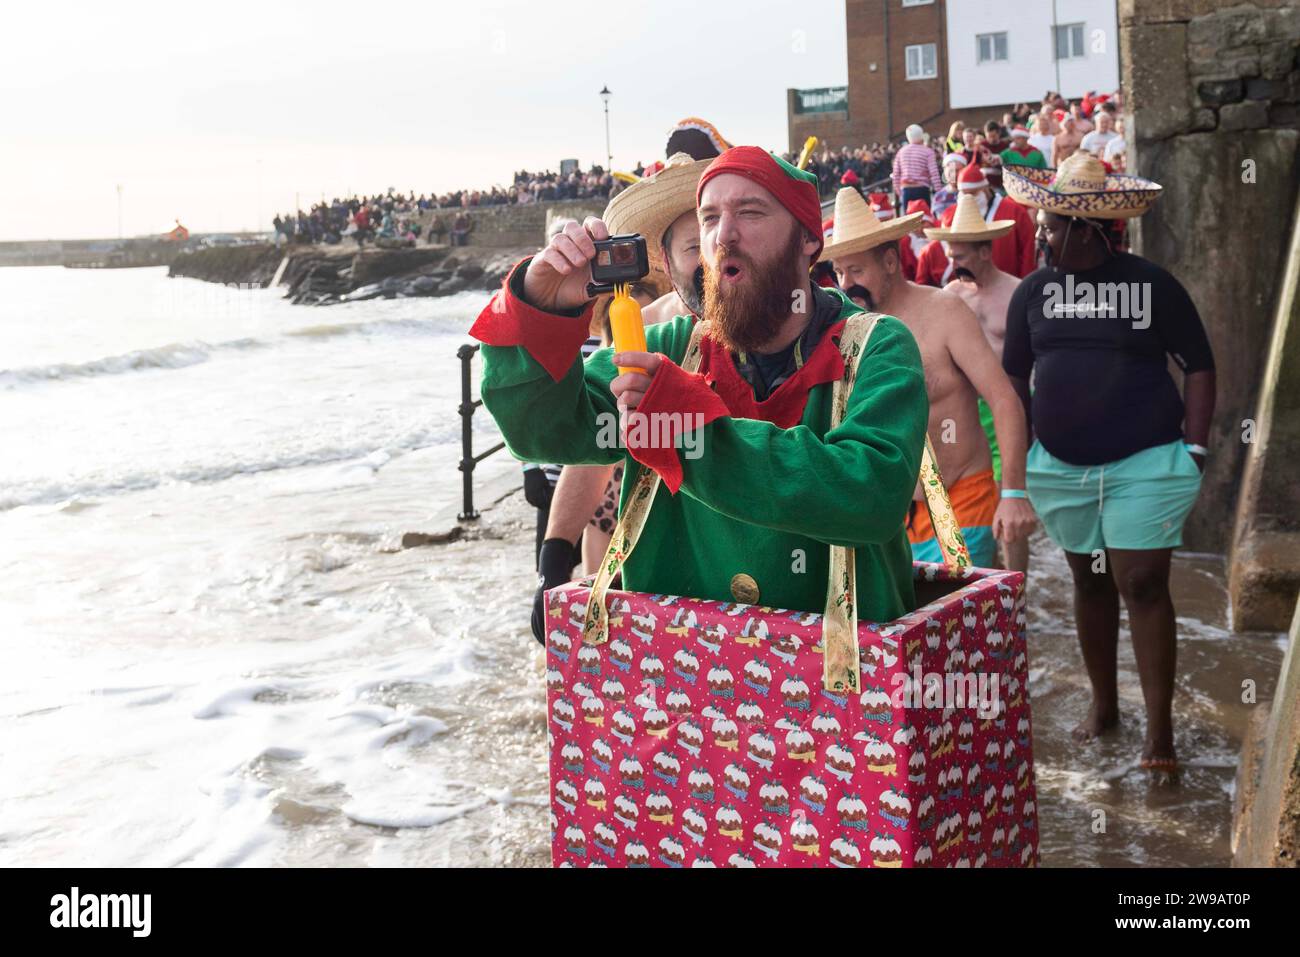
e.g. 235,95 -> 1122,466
818,187 -> 925,262
1002,152 -> 1161,220
603,152 -> 710,268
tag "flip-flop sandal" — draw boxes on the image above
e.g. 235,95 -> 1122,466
1140,756 -> 1180,776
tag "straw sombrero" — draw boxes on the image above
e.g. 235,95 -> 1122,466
818,187 -> 925,262
923,192 -> 1015,242
602,152 -> 710,267
1003,151 -> 1162,220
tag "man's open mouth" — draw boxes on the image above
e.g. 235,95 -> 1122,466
720,260 -> 744,282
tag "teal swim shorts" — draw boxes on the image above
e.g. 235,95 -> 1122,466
1025,438 -> 1204,554
911,527 -> 997,568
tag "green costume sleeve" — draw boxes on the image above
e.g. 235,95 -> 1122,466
473,260 -> 695,466
675,316 -> 928,549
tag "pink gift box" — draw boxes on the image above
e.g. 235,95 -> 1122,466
545,562 -> 1038,868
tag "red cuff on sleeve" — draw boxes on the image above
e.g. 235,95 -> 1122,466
467,258 -> 595,382
626,357 -> 730,494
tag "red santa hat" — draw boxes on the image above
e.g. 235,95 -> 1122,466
867,192 -> 894,220
957,163 -> 989,191
1010,126 -> 1031,139
905,198 -> 938,228
840,169 -> 860,186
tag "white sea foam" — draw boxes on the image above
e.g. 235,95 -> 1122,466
0,429 -> 450,512
0,337 -> 266,388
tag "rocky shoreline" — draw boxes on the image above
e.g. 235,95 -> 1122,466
168,242 -> 534,305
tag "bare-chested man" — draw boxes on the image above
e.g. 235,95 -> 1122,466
944,199 -> 1032,573
822,187 -> 1036,568
1052,115 -> 1083,167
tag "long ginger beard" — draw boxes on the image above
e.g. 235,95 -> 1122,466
702,224 -> 808,353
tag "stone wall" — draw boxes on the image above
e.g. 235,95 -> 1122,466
413,200 -> 606,249
1120,0 -> 1300,556
1230,187 -> 1300,630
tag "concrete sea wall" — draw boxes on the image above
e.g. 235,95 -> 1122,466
1122,0 -> 1300,558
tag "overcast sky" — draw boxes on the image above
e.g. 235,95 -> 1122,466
3,0 -> 847,240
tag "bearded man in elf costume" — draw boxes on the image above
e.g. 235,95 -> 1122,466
469,147 -> 929,621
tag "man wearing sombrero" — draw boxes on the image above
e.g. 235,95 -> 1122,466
821,186 -> 1035,570
915,162 -> 1037,286
841,192 -> 922,283
933,193 -> 1032,573
1001,153 -> 1217,777
474,146 -> 929,626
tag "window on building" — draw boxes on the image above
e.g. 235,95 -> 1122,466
905,43 -> 938,80
977,32 -> 1008,64
901,0 -> 934,7
1054,22 -> 1085,59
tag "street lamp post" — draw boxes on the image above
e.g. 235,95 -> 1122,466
600,85 -> 612,171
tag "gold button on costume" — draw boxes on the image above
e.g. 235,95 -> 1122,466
730,573 -> 760,604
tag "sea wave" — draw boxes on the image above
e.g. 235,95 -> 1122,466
0,337 -> 265,388
283,316 -> 450,340
0,424 -> 463,512
0,290 -> 488,390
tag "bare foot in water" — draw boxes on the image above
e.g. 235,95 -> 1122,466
1071,701 -> 1120,741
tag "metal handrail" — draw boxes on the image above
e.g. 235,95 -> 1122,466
457,342 -> 505,520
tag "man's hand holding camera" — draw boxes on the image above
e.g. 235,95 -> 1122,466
523,217 -> 610,311
524,216 -> 663,422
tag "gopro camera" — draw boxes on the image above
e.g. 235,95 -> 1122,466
586,233 -> 649,296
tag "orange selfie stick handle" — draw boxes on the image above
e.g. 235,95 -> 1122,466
609,286 -> 647,376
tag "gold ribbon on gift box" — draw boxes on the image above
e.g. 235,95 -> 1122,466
578,311 -> 970,698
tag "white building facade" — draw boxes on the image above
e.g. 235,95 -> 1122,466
944,0 -> 1120,109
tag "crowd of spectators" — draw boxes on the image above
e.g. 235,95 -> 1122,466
275,91 -> 1122,248
783,90 -> 1124,205
510,166 -> 616,204
271,163 -> 621,248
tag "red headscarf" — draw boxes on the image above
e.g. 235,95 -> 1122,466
697,146 -> 825,260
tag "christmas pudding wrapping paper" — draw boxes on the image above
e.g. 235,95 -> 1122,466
545,562 -> 1039,868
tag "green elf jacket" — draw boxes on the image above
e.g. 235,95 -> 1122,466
469,261 -> 929,624
1000,145 -> 1047,169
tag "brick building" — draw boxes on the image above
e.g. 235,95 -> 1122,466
788,0 -> 1120,153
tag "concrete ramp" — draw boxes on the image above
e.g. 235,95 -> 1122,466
270,254 -> 290,288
